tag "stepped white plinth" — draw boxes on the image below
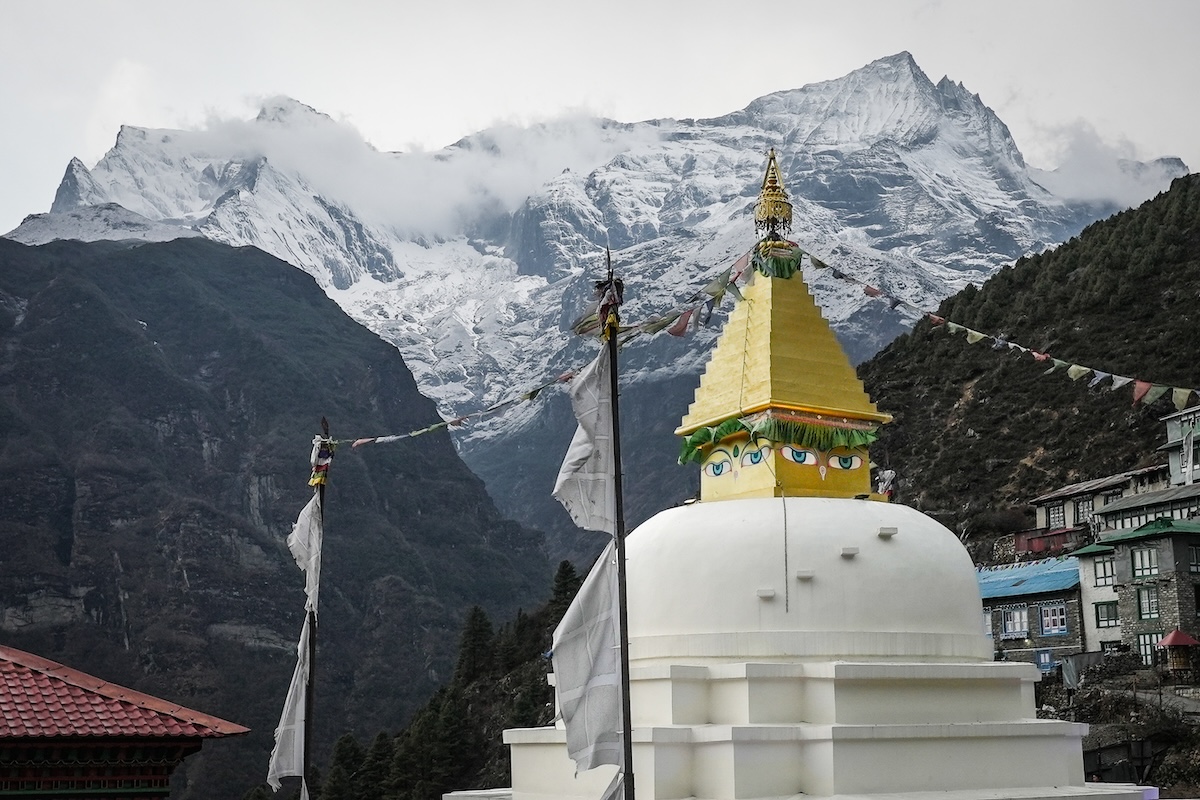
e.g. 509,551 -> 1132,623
504,499 -> 1155,800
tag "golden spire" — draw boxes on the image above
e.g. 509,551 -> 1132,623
678,150 -> 891,502
755,148 -> 792,237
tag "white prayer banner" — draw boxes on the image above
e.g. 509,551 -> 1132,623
267,621 -> 310,792
552,540 -> 623,771
287,493 -> 323,612
553,348 -> 617,534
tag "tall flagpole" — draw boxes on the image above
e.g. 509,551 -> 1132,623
304,417 -> 329,797
602,250 -> 635,800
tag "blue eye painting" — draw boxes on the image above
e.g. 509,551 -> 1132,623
828,454 -> 864,470
704,459 -> 733,477
741,446 -> 769,467
781,446 -> 819,466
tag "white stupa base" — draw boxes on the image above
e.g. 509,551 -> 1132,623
504,660 -> 1152,800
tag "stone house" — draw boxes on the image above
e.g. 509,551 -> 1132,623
977,557 -> 1084,670
1070,518 -> 1200,665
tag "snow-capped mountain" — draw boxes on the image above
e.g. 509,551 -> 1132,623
7,52 -> 1187,560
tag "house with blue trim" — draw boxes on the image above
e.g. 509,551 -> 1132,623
977,557 -> 1083,670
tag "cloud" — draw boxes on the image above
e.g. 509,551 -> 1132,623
1027,120 -> 1183,209
184,98 -> 661,237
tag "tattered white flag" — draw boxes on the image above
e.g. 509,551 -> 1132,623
267,621 -> 310,797
553,348 -> 617,534
287,493 -> 323,612
552,540 -> 623,771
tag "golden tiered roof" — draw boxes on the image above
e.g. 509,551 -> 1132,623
675,270 -> 890,435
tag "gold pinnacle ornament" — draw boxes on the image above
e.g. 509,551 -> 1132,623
754,148 -> 792,236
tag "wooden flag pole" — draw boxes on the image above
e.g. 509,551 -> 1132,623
603,251 -> 635,800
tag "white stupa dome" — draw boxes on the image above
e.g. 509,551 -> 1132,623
625,497 -> 993,665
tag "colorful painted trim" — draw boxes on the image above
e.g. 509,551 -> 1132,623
751,238 -> 804,279
678,412 -> 878,464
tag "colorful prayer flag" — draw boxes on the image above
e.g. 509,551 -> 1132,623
1175,388 -> 1197,411
308,436 -> 335,486
1067,365 -> 1091,381
965,329 -> 986,344
1132,381 -> 1153,405
1145,385 -> 1170,405
667,309 -> 693,337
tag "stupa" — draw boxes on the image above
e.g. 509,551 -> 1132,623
501,151 -> 1153,800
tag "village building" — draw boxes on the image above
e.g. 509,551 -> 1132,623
1071,518 -> 1200,665
1016,466 -> 1169,557
977,558 -> 1085,669
0,644 -> 247,799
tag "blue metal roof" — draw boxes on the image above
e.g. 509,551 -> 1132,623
977,557 -> 1080,600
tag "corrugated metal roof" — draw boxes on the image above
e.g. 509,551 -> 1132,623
0,645 -> 249,739
1095,483 -> 1200,515
977,557 -> 1080,600
1030,465 -> 1167,504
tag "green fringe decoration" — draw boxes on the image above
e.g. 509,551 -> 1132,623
751,244 -> 804,279
679,417 -> 878,464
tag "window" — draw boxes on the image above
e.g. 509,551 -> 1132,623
1094,556 -> 1115,587
1132,547 -> 1159,577
982,608 -> 993,637
1075,497 -> 1094,523
1137,632 -> 1163,667
1191,545 -> 1200,573
1096,601 -> 1119,628
1000,606 -> 1028,639
1100,640 -> 1122,654
1041,603 -> 1068,635
1047,503 -> 1065,529
1138,586 -> 1160,619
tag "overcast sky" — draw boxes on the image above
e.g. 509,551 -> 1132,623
1,0 -> 1197,234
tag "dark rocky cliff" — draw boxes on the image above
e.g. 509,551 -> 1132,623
0,237 -> 549,798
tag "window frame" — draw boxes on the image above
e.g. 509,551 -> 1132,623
1000,606 -> 1029,639
1095,601 -> 1119,628
1094,556 -> 1115,587
1132,546 -> 1159,578
1137,586 -> 1160,620
1190,544 -> 1200,574
1136,632 -> 1163,667
1046,503 -> 1066,529
1040,602 -> 1068,635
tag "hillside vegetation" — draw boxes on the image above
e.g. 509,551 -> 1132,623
860,174 -> 1200,553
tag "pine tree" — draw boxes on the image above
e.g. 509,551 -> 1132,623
454,606 -> 494,685
319,733 -> 365,800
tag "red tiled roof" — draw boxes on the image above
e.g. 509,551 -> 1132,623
0,645 -> 249,739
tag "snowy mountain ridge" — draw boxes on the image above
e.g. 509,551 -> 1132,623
6,52 -> 1187,557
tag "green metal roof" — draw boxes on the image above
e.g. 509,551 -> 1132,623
1093,517 -> 1200,547
1071,543 -> 1116,557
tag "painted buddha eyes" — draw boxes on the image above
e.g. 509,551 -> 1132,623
740,446 -> 770,467
780,446 -> 819,466
829,454 -> 864,470
703,458 -> 733,477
